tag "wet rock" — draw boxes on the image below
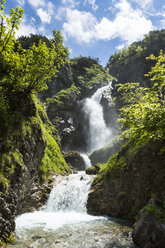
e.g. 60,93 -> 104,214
86,166 -> 99,175
0,191 -> 17,245
64,151 -> 85,171
89,136 -> 122,166
100,86 -> 118,129
132,198 -> 165,248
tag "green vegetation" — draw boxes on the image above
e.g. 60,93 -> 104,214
142,202 -> 165,222
106,29 -> 165,86
0,0 -> 68,143
0,0 -> 71,189
0,0 -> 68,96
46,83 -> 81,106
39,123 -> 71,181
70,56 -> 113,88
79,64 -> 112,88
117,51 -> 165,144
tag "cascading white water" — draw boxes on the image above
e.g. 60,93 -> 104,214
80,153 -> 92,169
13,174 -> 136,248
16,172 -> 102,231
10,84 -> 136,248
83,83 -> 112,153
46,172 -> 93,212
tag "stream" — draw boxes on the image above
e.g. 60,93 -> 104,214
8,84 -> 138,248
8,172 -> 137,248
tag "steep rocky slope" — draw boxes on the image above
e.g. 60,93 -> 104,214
87,139 -> 165,247
44,57 -> 113,151
0,94 -> 71,245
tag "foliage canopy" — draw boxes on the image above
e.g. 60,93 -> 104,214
0,0 -> 68,95
118,51 -> 165,143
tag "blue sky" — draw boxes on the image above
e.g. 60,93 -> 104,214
6,0 -> 165,66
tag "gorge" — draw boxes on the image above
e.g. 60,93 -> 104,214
6,84 -> 138,248
0,6 -> 165,247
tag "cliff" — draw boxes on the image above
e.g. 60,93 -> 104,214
0,94 -> 71,245
87,138 -> 165,247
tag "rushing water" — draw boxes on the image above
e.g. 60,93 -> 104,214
9,172 -> 137,248
83,84 -> 112,153
80,153 -> 92,169
8,85 -> 138,248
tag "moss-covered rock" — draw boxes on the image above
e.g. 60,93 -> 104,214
64,151 -> 85,171
89,136 -> 123,166
86,166 -> 99,175
132,198 -> 165,248
0,94 -> 71,244
87,139 -> 165,222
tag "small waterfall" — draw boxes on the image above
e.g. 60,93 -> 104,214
80,153 -> 92,169
83,83 -> 112,153
15,172 -> 101,231
46,172 -> 93,213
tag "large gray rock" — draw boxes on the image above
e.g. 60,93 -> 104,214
87,141 -> 165,221
64,151 -> 85,171
40,65 -> 73,102
132,198 -> 165,248
89,136 -> 122,166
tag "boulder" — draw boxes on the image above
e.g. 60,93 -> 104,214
132,198 -> 165,248
64,151 -> 86,171
89,136 -> 122,166
87,141 -> 165,221
86,166 -> 99,175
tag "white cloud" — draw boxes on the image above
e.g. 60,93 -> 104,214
160,12 -> 165,28
61,0 -> 77,8
28,0 -> 45,8
116,43 -> 126,50
35,2 -> 54,24
63,9 -> 97,43
85,0 -> 98,11
38,25 -> 46,33
62,0 -> 153,45
109,0 -> 153,43
37,7 -> 53,24
16,23 -> 37,38
16,0 -> 25,7
132,0 -> 153,10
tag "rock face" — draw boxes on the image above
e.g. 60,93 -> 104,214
47,87 -> 89,151
0,192 -> 17,243
89,136 -> 122,166
86,166 -> 99,175
40,65 -> 73,102
0,95 -> 69,245
87,141 -> 165,222
42,57 -> 113,152
100,86 -> 118,130
132,198 -> 165,248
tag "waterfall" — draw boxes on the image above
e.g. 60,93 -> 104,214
80,153 -> 92,169
12,84 -> 136,248
15,172 -> 102,231
83,83 -> 112,153
46,172 -> 93,212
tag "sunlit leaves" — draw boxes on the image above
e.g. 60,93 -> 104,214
118,51 -> 165,143
0,1 -> 68,95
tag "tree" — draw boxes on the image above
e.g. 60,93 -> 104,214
52,29 -> 63,46
117,51 -> 165,143
0,0 -> 68,95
